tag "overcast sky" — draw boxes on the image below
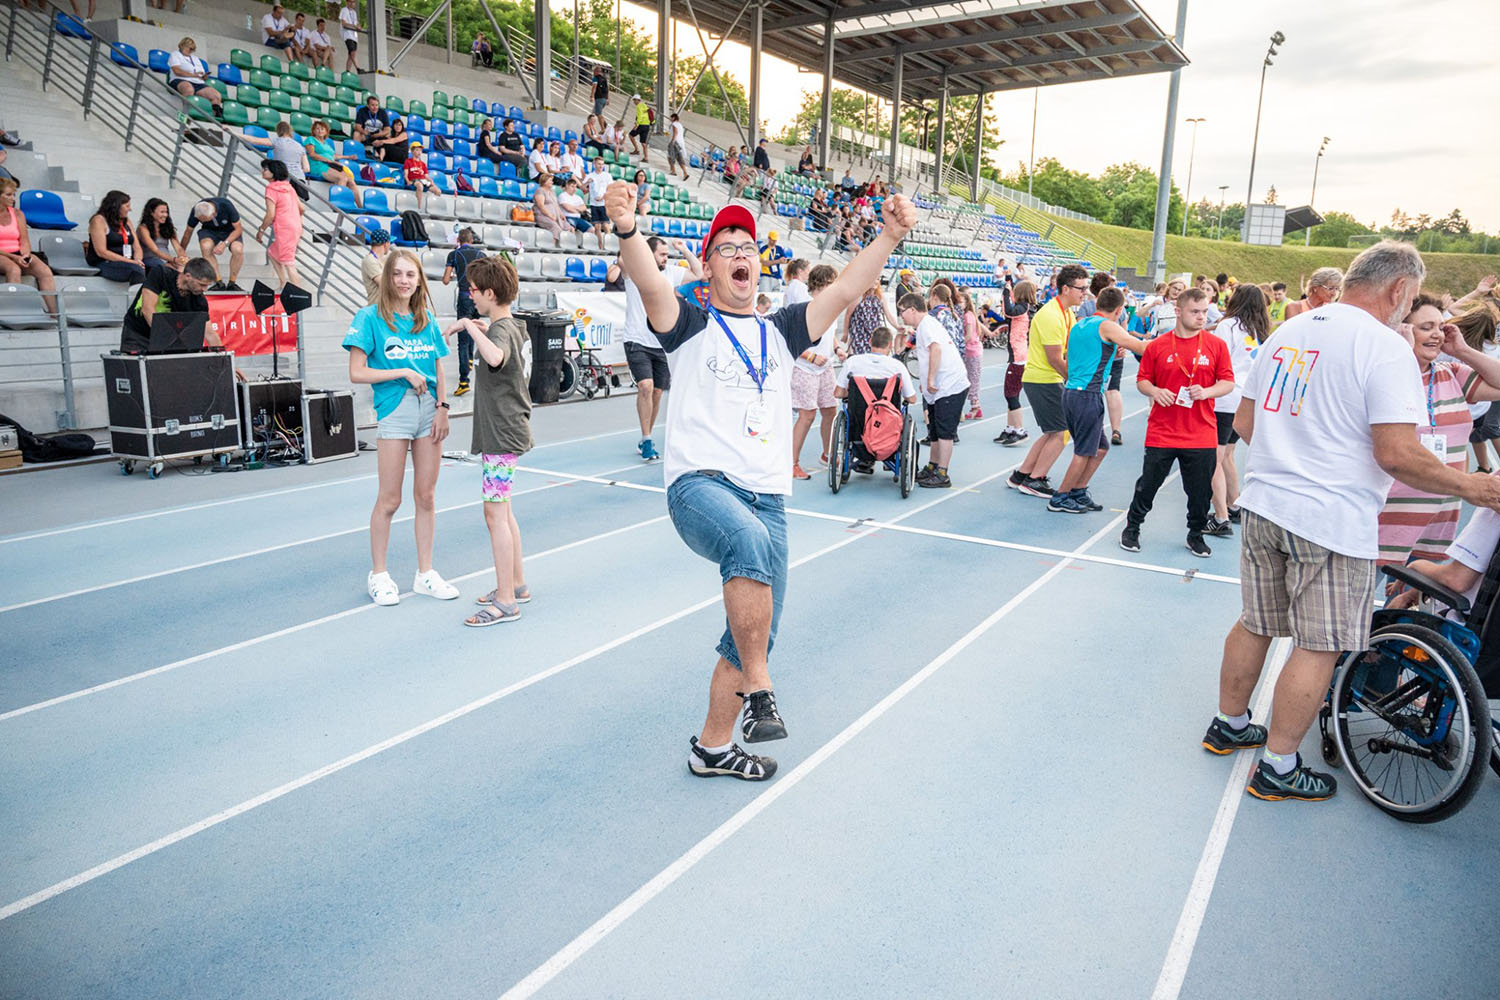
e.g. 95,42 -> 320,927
610,0 -> 1498,232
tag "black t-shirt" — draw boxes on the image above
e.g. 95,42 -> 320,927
120,266 -> 210,352
497,130 -> 525,153
355,106 -> 389,134
753,146 -> 770,170
187,197 -> 239,238
593,75 -> 608,100
445,244 -> 483,303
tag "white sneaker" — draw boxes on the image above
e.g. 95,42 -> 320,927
368,571 -> 400,606
412,569 -> 460,600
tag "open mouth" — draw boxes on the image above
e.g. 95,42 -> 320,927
729,262 -> 753,288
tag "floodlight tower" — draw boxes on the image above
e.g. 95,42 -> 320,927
1244,30 -> 1285,237
1181,117 -> 1205,236
1306,135 -> 1330,245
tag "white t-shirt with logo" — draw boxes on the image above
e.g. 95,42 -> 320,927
650,298 -> 816,494
623,261 -> 688,347
838,352 -> 916,402
1212,315 -> 1261,414
339,6 -> 359,42
262,13 -> 289,43
1237,302 -> 1427,558
914,313 -> 970,403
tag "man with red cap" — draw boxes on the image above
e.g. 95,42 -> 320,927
605,180 -> 917,782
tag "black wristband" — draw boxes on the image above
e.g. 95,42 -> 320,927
616,226 -> 638,241
436,401 -> 450,410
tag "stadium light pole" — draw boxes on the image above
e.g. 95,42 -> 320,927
1216,184 -> 1228,239
1146,0 -> 1189,282
1305,135 -> 1330,246
1244,30 -> 1286,238
1180,117 -> 1205,237
1027,86 -> 1038,199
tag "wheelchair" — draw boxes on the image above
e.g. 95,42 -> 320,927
827,375 -> 921,498
1317,563 -> 1500,823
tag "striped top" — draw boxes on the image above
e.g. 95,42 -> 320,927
1377,360 -> 1480,567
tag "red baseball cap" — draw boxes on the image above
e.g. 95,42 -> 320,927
700,204 -> 757,262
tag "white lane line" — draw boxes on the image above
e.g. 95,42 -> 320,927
0,460 -> 649,615
0,437 -> 1035,916
1149,638 -> 1291,1000
498,506 -> 1133,999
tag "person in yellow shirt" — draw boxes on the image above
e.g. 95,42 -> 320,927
1008,263 -> 1089,497
629,94 -> 653,162
1268,281 -> 1288,327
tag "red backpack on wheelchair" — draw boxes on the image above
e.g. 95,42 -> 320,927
853,376 -> 903,460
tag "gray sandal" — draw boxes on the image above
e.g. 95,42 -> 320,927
477,585 -> 531,606
464,602 -> 520,627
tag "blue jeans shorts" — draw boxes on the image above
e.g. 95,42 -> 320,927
666,470 -> 787,670
376,389 -> 436,440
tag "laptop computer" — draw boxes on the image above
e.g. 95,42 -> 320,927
147,312 -> 209,354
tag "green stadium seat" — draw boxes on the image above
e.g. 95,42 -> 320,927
432,90 -> 450,108
315,66 -> 337,86
259,54 -> 284,77
451,94 -> 468,111
220,101 -> 251,128
248,68 -> 275,91
268,92 -> 295,113
307,81 -> 332,102
186,95 -> 217,121
288,62 -> 312,82
328,103 -> 355,125
336,86 -> 361,106
601,149 -> 615,164
339,71 -> 362,89
408,99 -> 427,117
230,49 -> 254,71
384,95 -> 404,114
298,96 -> 325,116
431,106 -> 452,123
278,75 -> 303,96
288,111 -> 313,137
255,106 -> 281,130
653,170 -> 666,185
236,85 -> 263,108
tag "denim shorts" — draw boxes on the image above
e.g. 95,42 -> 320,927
666,470 -> 788,670
376,389 -> 436,440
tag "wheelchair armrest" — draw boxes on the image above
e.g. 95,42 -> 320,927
1381,564 -> 1471,616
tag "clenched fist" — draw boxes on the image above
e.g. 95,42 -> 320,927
881,194 -> 918,242
604,180 -> 638,232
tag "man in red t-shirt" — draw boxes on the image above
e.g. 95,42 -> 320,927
1121,287 -> 1235,556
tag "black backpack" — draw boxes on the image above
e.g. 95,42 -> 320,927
0,412 -> 99,463
399,210 -> 429,245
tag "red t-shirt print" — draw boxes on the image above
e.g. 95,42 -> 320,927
404,158 -> 429,183
1137,331 -> 1234,449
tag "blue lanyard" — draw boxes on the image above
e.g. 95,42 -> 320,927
708,306 -> 767,394
1425,367 -> 1437,430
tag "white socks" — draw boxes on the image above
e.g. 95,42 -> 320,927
1261,748 -> 1297,775
1217,711 -> 1251,730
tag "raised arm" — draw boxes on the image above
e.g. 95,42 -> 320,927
605,181 -> 680,333
1442,324 -> 1500,402
670,239 -> 703,280
804,194 -> 916,336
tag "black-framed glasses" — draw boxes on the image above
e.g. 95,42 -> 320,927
709,242 -> 759,259
1067,283 -> 1088,291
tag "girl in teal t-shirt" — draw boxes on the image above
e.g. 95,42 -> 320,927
344,249 -> 460,608
302,120 -> 363,208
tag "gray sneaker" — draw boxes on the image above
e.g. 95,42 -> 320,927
1246,754 -> 1337,802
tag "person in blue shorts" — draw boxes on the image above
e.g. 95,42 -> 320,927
1049,286 -> 1147,513
344,249 -> 460,608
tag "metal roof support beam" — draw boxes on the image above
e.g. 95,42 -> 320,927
971,89 -> 985,203
674,0 -> 750,118
931,70 -> 947,194
818,8 -> 834,168
681,0 -> 750,148
748,1 -> 763,149
389,0 -> 452,73
836,11 -> 1138,65
888,53 -> 902,184
1148,0 -> 1189,282
476,0 -> 536,105
895,39 -> 1166,84
533,0 -> 551,111
655,0 -> 671,132
364,0 -> 388,74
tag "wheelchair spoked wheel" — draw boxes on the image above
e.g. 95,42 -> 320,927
1330,623 -> 1491,823
899,412 -> 919,498
828,410 -> 848,494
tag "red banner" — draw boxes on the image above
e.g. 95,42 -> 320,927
207,294 -> 300,357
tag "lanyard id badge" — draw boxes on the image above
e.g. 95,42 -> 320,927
708,307 -> 771,439
1420,434 -> 1447,461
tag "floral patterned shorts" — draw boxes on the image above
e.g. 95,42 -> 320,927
481,453 -> 519,503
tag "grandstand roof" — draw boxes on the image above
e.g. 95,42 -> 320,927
667,0 -> 1188,101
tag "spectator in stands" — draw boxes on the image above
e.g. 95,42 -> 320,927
1283,265 -> 1343,320
591,67 -> 609,118
309,18 -> 335,70
0,178 -> 56,313
797,146 -> 815,176
135,197 -> 188,273
757,167 -> 779,219
753,138 -> 771,173
604,119 -> 626,157
557,177 -> 601,251
808,189 -> 831,233
631,168 -> 651,217
403,143 -> 438,212
183,197 -> 245,291
289,12 -> 312,64
344,249 -> 457,608
255,159 -> 304,291
371,117 -> 409,165
526,137 -> 548,180
166,38 -> 223,118
304,120 -> 362,207
234,121 -> 312,201
559,138 -> 586,182
666,113 -> 689,182
85,190 -> 146,285
0,145 -> 13,185
839,168 -> 857,193
629,95 -> 652,161
545,140 -> 564,176
471,32 -> 493,69
119,258 -> 216,354
581,115 -> 607,158
442,226 -> 485,397
361,229 -> 389,303
531,173 -> 567,248
722,145 -> 743,194
759,230 -> 789,287
584,156 -> 612,232
339,0 -> 362,74
489,119 -> 526,171
262,4 -> 295,52
353,95 -> 392,148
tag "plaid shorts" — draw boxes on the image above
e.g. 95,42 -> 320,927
481,453 -> 519,503
1239,509 -> 1378,652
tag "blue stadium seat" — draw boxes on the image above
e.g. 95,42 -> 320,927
352,214 -> 384,239
147,49 -> 171,74
109,43 -> 142,69
428,120 -> 450,139
329,186 -> 361,214
360,189 -> 397,216
19,191 -> 76,230
471,98 -> 489,114
373,163 -> 402,183
508,106 -> 525,121
650,218 -> 668,235
244,124 -> 270,139
428,153 -> 452,174
588,258 -> 608,282
689,155 -> 701,168
474,159 -> 497,179
667,219 -> 684,237
524,182 -> 537,197
452,139 -> 473,158
54,12 -> 90,39
453,123 -> 472,141
430,173 -> 452,194
215,63 -> 242,86
407,115 -> 428,136
340,140 -> 367,160
564,130 -> 578,144
477,178 -> 500,199
499,179 -> 523,200
528,123 -> 545,139
546,127 -> 563,142
565,257 -> 588,282
389,218 -> 426,247
497,161 -> 517,181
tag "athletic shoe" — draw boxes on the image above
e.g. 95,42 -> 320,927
993,428 -> 1014,444
637,437 -> 651,460
453,380 -> 471,397
1201,713 -> 1268,754
1186,534 -> 1212,558
208,280 -> 227,292
1119,526 -> 1141,552
1246,754 -> 1337,802
1227,506 -> 1242,525
412,569 -> 460,600
1017,476 -> 1055,498
1111,430 -> 1123,446
1048,492 -> 1087,513
1075,489 -> 1103,511
739,689 -> 787,743
367,571 -> 400,606
792,464 -> 811,480
917,471 -> 952,488
1002,429 -> 1028,447
688,737 -> 777,781
224,281 -> 245,292
853,459 -> 875,474
1006,469 -> 1028,489
1205,516 -> 1234,538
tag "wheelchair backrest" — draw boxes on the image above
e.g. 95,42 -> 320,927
1464,535 -> 1500,697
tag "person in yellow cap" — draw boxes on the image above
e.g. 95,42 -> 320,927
894,267 -> 922,303
760,228 -> 789,286
403,141 -> 438,212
